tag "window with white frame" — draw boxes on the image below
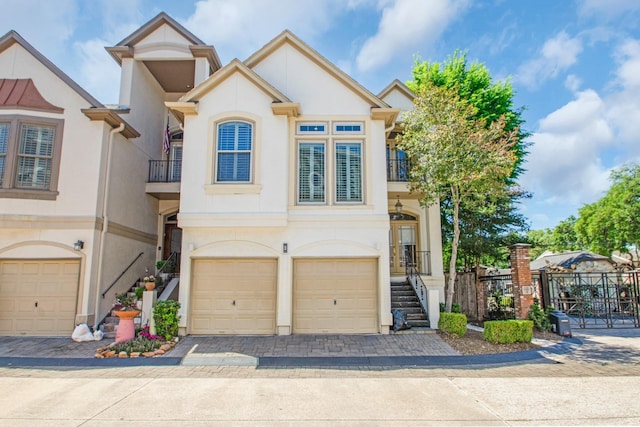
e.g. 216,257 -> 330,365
333,121 -> 364,135
216,121 -> 252,182
298,141 -> 325,203
0,115 -> 63,198
335,141 -> 362,202
296,120 -> 365,205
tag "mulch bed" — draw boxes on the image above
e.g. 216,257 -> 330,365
438,328 -> 561,355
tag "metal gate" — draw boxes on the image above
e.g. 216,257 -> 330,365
544,271 -> 640,328
479,274 -> 515,320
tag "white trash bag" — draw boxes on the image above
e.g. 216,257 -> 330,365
71,324 -> 95,342
93,329 -> 104,341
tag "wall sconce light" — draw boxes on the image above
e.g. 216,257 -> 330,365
73,240 -> 84,251
282,243 -> 288,254
395,197 -> 403,214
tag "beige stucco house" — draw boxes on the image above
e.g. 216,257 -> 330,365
0,12 -> 444,337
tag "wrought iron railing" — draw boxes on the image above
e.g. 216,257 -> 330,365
406,256 -> 429,317
101,252 -> 144,299
406,250 -> 431,276
148,160 -> 182,183
387,158 -> 411,182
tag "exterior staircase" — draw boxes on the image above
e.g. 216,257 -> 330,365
100,284 -> 141,339
391,279 -> 430,332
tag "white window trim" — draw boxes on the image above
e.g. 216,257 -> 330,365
296,121 -> 328,135
332,121 -> 364,135
297,140 -> 327,205
334,139 -> 364,204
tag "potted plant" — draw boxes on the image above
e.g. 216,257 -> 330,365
143,275 -> 156,291
114,292 -> 141,343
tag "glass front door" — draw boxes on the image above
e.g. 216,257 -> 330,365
389,213 -> 418,274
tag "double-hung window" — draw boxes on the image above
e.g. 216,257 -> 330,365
296,121 -> 364,205
335,142 -> 362,203
216,121 -> 252,182
0,116 -> 63,199
298,142 -> 325,203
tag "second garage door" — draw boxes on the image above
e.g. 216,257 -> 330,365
293,258 -> 378,334
0,259 -> 80,336
190,258 -> 277,335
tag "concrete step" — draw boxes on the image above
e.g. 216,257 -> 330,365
391,326 -> 433,334
391,290 -> 416,296
407,313 -> 427,320
390,286 -> 414,292
391,296 -> 421,303
392,306 -> 423,314
408,319 -> 430,328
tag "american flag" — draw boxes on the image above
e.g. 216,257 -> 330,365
163,122 -> 170,154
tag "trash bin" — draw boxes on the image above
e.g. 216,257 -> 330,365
549,310 -> 572,338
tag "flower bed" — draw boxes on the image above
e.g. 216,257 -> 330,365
94,326 -> 178,358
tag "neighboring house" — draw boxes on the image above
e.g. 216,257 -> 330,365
530,250 -> 617,272
0,12 -> 445,337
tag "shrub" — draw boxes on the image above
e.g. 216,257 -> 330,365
483,320 -> 533,344
438,312 -> 467,337
528,298 -> 553,332
439,302 -> 461,313
111,336 -> 163,354
153,299 -> 181,340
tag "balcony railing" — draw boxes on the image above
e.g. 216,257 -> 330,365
148,160 -> 182,183
387,158 -> 410,182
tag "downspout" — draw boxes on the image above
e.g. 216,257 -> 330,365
93,123 -> 125,330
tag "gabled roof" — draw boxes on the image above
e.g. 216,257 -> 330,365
0,79 -> 63,112
106,12 -> 221,69
180,58 -> 291,103
0,31 -> 103,108
244,30 -> 391,109
169,58 -> 300,122
377,79 -> 415,101
530,250 -> 615,271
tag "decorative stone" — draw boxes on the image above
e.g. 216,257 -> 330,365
160,344 -> 172,351
142,351 -> 156,358
154,349 -> 166,355
130,352 -> 140,358
118,351 -> 128,358
95,353 -> 104,359
104,350 -> 116,358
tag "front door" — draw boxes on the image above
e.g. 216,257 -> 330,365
389,213 -> 418,274
163,213 -> 182,272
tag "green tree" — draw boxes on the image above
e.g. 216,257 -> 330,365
576,164 -> 640,256
551,215 -> 583,251
398,82 -> 518,312
408,51 -> 529,270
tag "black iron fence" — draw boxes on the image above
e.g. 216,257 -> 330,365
544,271 -> 640,328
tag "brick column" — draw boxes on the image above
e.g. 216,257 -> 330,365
509,243 -> 534,319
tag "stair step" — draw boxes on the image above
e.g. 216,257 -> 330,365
407,313 -> 427,320
391,290 -> 416,296
392,306 -> 423,314
390,286 -> 414,291
408,320 -> 430,328
391,326 -> 433,334
392,296 -> 421,303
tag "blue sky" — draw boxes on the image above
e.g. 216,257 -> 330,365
1,0 -> 639,231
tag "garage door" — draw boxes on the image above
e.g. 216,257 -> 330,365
293,258 -> 378,334
190,259 -> 277,334
0,259 -> 80,336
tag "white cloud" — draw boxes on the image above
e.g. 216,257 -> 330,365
522,89 -> 613,207
182,0 -> 348,61
355,0 -> 469,72
73,39 -> 121,104
578,0 -> 640,21
564,75 -> 582,92
516,32 -> 583,90
0,0 -> 78,59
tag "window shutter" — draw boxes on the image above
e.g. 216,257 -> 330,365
217,121 -> 252,182
0,123 -> 8,186
335,142 -> 362,202
298,142 -> 325,202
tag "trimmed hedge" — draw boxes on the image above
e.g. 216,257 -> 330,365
438,312 -> 467,337
482,320 -> 533,344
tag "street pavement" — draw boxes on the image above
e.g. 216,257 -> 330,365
0,328 -> 639,425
